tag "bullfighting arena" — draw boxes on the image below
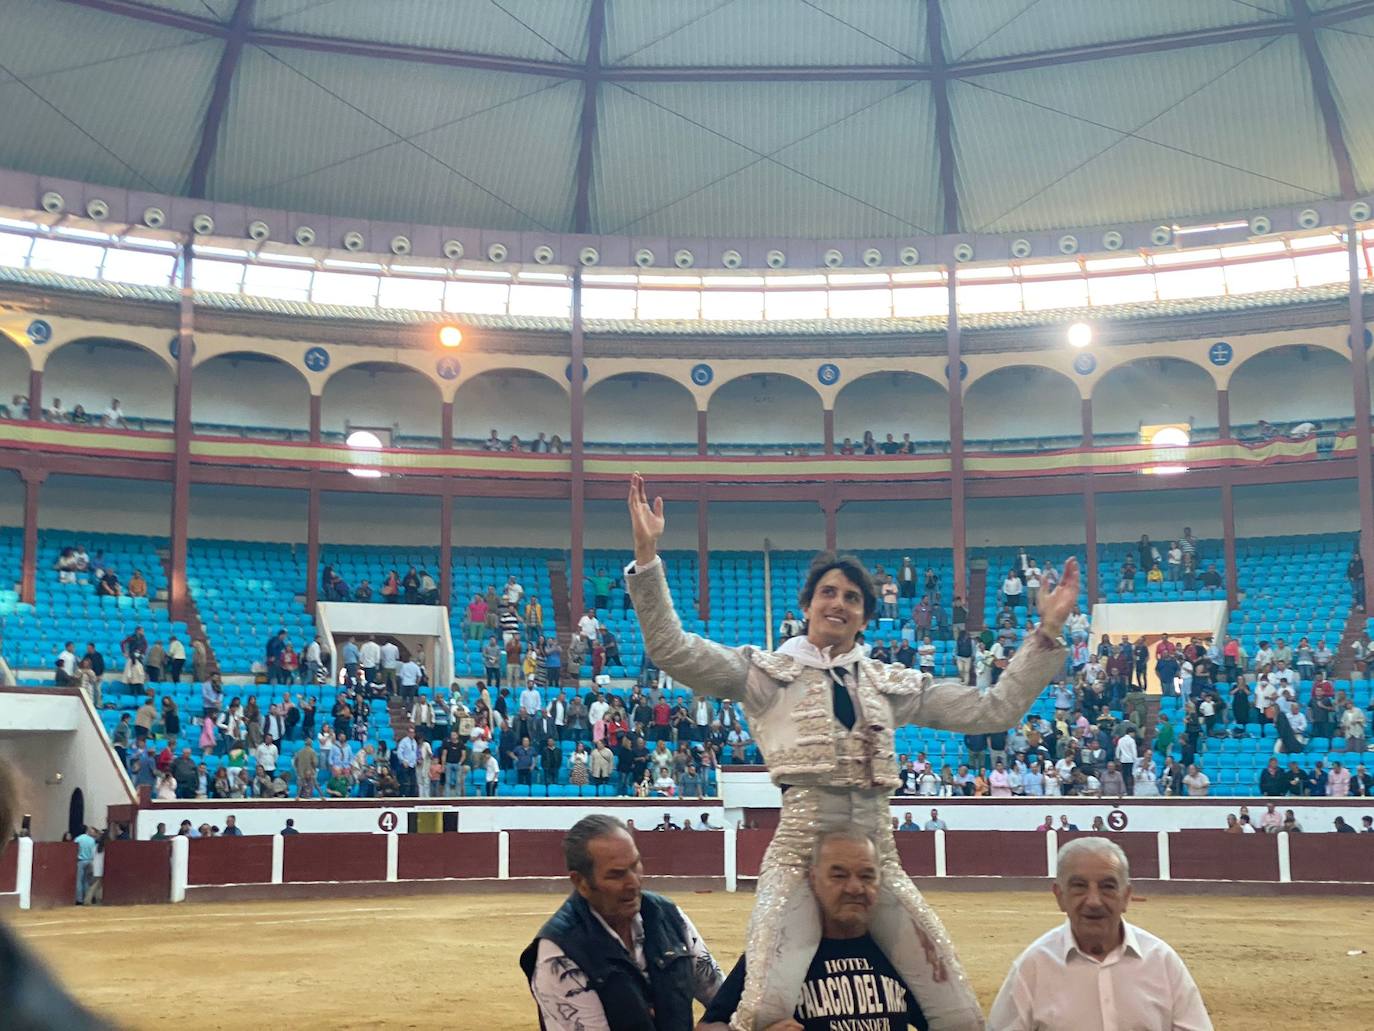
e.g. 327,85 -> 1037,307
12,888 -> 1372,1029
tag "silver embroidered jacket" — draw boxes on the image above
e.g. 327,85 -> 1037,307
626,558 -> 1068,789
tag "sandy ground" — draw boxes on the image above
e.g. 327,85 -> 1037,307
9,887 -> 1374,1029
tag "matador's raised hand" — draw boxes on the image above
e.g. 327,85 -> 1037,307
1037,556 -> 1080,639
628,473 -> 664,567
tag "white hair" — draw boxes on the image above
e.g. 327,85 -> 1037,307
1056,837 -> 1130,887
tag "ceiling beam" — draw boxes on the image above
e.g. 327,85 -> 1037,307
1290,0 -> 1359,199
53,0 -> 1374,86
926,0 -> 959,234
187,0 -> 255,199
572,0 -> 606,235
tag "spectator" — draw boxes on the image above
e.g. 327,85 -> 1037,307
127,569 -> 147,599
698,828 -> 925,1031
1001,570 -> 1024,608
522,815 -> 721,1028
1183,764 -> 1210,797
989,838 -> 1211,1030
73,825 -> 97,906
1334,816 -> 1357,833
280,819 -> 299,835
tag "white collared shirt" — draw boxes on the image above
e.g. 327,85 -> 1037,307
989,919 -> 1212,1031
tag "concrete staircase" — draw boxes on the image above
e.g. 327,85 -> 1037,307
547,558 -> 573,646
965,565 -> 989,632
1333,605 -> 1367,679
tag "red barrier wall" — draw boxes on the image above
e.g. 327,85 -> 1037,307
894,834 -> 938,877
397,833 -> 500,880
508,831 -> 568,878
1168,831 -> 1279,882
30,842 -> 76,909
0,846 -> 16,894
1289,834 -> 1374,883
189,836 -> 274,886
945,831 -> 1047,877
736,829 -> 775,878
1058,832 -> 1161,879
283,833 -> 387,883
102,840 -> 172,906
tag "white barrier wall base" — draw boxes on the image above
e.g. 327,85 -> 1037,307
386,833 -> 399,882
1045,830 -> 1058,878
932,830 -> 947,878
497,831 -> 510,880
15,837 -> 33,910
169,835 -> 188,903
1277,831 -> 1292,883
270,834 -> 284,884
723,826 -> 737,893
1157,831 -> 1171,881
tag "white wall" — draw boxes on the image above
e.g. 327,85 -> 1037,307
27,475 -> 174,537
1228,347 -> 1353,426
0,339 -> 28,406
192,355 -> 310,430
1091,358 -> 1215,436
0,470 -> 20,531
190,485 -> 305,542
322,366 -> 441,438
707,375 -> 823,445
964,367 -> 1081,442
708,501 -> 823,550
585,375 -> 696,446
451,370 -> 569,443
1096,487 -> 1221,544
833,373 -> 949,445
967,495 -> 1087,552
1234,480 -> 1358,537
837,499 -> 952,549
321,491 -> 440,546
44,341 -> 173,422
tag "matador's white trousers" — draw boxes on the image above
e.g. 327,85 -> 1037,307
730,784 -> 985,1031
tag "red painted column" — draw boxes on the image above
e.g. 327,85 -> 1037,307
1217,388 -> 1238,608
305,485 -> 320,612
441,401 -> 454,450
946,272 -> 967,600
440,491 -> 453,612
27,368 -> 41,420
20,469 -> 45,605
1347,230 -> 1374,609
1082,396 -> 1098,607
168,246 -> 194,623
697,490 -> 710,622
569,271 -> 587,628
823,408 -> 835,455
308,395 -> 321,443
822,485 -> 839,552
696,410 -> 707,456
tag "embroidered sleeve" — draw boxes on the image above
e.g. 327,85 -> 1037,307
625,560 -> 751,702
880,633 -> 1068,733
680,910 -> 725,1004
529,940 -> 611,1031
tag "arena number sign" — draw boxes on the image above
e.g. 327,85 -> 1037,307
377,810 -> 400,832
1106,808 -> 1128,831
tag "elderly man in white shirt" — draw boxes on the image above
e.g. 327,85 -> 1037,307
990,837 -> 1212,1031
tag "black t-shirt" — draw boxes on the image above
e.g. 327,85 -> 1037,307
702,935 -> 927,1030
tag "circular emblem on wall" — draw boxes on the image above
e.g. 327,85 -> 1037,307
690,363 -> 714,387
565,361 -> 588,382
944,361 -> 968,381
303,346 -> 331,373
817,363 -> 841,386
1207,341 -> 1233,367
1072,353 -> 1097,376
436,356 -> 460,380
168,336 -> 196,360
1106,808 -> 1128,831
377,811 -> 399,832
1349,328 -> 1373,351
26,319 -> 51,345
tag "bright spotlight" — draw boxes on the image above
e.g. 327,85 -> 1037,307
1067,322 -> 1093,348
346,429 -> 383,479
1142,424 -> 1190,476
439,325 -> 463,348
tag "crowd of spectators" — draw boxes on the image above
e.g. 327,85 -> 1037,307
320,564 -> 440,605
837,430 -> 924,456
52,544 -> 147,601
1,395 -> 126,427
480,429 -> 565,453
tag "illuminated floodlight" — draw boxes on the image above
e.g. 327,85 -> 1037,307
346,429 -> 383,479
439,325 -> 463,348
1143,424 -> 1190,476
1067,322 -> 1093,348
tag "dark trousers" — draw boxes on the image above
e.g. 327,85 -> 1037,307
517,769 -> 532,786
1120,762 -> 1134,795
168,658 -> 184,684
486,665 -> 501,688
547,667 -> 561,688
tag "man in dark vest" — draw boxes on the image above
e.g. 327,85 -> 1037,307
520,814 -> 723,1029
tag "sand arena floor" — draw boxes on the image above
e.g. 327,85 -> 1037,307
10,887 -> 1373,1029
